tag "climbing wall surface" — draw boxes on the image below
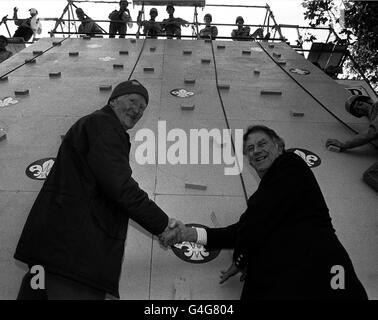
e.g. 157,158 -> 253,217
0,37 -> 377,300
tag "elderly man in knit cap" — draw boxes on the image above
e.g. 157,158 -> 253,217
15,80 -> 182,300
326,95 -> 378,191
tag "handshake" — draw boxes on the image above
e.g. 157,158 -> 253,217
158,219 -> 197,248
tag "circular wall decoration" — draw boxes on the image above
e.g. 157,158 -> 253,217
170,88 -> 195,98
172,223 -> 221,264
26,158 -> 56,180
287,148 -> 321,168
0,97 -> 18,108
289,68 -> 310,75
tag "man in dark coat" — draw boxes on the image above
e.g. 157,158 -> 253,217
163,125 -> 368,300
15,80 -> 179,299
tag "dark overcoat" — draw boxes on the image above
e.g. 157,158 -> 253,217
206,152 -> 368,300
14,105 -> 168,297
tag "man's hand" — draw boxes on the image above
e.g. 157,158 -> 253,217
158,218 -> 184,248
158,220 -> 198,247
326,138 -> 345,151
219,262 -> 247,284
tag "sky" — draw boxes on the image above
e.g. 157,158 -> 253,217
0,0 -> 340,48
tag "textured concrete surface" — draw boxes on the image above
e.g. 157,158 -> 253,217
0,37 -> 377,300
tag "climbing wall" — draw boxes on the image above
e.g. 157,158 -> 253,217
0,37 -> 377,300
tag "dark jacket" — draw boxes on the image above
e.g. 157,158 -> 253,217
206,152 -> 368,300
14,105 -> 169,297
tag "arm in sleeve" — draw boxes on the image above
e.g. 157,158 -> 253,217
233,154 -> 306,267
343,126 -> 378,149
87,125 -> 168,235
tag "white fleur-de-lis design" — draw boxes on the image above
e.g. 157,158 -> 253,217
174,242 -> 210,261
172,89 -> 194,98
99,56 -> 116,62
29,159 -> 55,179
0,97 -> 18,108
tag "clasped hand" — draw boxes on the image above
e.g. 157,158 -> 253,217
158,218 -> 197,248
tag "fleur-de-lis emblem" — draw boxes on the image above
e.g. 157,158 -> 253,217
170,89 -> 195,98
0,97 -> 18,108
174,242 -> 210,261
171,223 -> 221,264
99,56 -> 116,62
26,158 -> 56,180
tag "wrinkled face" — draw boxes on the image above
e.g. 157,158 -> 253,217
120,1 -> 128,11
353,100 -> 372,117
112,93 -> 147,130
245,131 -> 282,177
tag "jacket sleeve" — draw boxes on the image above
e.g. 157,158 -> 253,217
86,123 -> 169,236
233,154 -> 306,268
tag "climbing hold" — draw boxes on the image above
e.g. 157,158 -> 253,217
327,145 -> 341,152
99,85 -> 112,91
15,90 -> 30,96
52,41 -> 61,46
217,45 -> 225,49
25,58 -> 36,64
143,67 -> 154,73
290,109 -> 305,117
204,39 -> 212,43
183,50 -> 192,55
184,78 -> 196,85
261,90 -> 282,95
82,35 -> 91,40
32,50 -> 43,55
254,70 -> 260,75
277,61 -> 287,66
49,72 -> 62,78
242,50 -> 251,55
119,50 -> 129,55
268,44 -> 274,48
180,104 -> 195,111
69,51 -> 79,56
113,64 -> 124,69
130,38 -> 136,43
217,84 -> 230,90
273,52 -> 282,58
0,128 -> 6,142
150,47 -> 156,52
185,182 -> 207,191
201,59 -> 211,64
